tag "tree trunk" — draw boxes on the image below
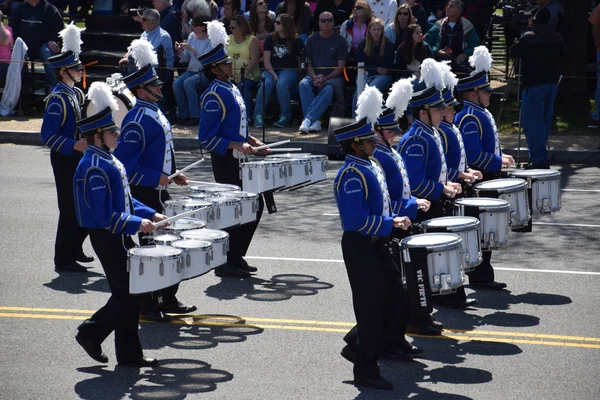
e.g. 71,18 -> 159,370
555,0 -> 590,117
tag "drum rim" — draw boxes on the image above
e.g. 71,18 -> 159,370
474,178 -> 528,192
508,169 -> 561,178
400,233 -> 462,250
128,245 -> 182,259
422,216 -> 480,231
220,190 -> 258,199
241,161 -> 285,167
455,197 -> 511,210
181,229 -> 229,242
206,196 -> 241,205
172,239 -> 213,250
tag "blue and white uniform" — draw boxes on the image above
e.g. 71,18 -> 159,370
437,120 -> 468,182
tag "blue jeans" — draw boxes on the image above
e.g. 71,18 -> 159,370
254,69 -> 299,120
521,83 -> 558,164
299,75 -> 343,123
352,74 -> 394,117
173,70 -> 204,119
594,51 -> 600,121
237,78 -> 258,121
38,44 -> 58,86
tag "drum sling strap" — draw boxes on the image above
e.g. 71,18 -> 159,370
400,245 -> 434,315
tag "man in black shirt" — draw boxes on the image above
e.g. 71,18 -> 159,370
311,0 -> 353,32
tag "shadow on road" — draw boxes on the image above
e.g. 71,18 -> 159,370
43,270 -> 109,295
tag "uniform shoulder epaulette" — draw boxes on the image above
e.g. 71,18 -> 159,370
336,165 -> 369,199
457,113 -> 483,140
201,91 -> 226,122
44,93 -> 68,126
74,87 -> 85,106
398,134 -> 429,163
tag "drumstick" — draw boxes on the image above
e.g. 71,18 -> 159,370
169,158 -> 204,179
153,208 -> 199,228
253,139 -> 291,151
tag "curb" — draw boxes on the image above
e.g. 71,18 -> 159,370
1,130 -> 598,165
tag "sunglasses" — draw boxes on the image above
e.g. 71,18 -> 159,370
320,18 -> 333,23
398,12 -> 410,16
353,5 -> 364,10
275,20 -> 281,25
257,1 -> 266,4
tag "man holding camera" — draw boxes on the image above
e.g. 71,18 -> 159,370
510,7 -> 566,169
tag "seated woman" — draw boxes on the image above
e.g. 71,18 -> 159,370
394,23 -> 432,79
227,15 -> 261,123
352,18 -> 393,115
384,3 -> 414,50
275,0 -> 312,42
340,0 -> 371,58
253,13 -> 304,128
173,15 -> 213,126
245,0 -> 276,47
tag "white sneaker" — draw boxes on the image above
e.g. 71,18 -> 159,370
309,120 -> 321,132
299,118 -> 311,134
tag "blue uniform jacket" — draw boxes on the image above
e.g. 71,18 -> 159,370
454,101 -> 502,172
40,82 -> 83,156
372,144 -> 418,220
198,79 -> 247,156
397,119 -> 445,201
437,121 -> 465,182
73,145 -> 156,235
114,99 -> 175,188
333,154 -> 394,237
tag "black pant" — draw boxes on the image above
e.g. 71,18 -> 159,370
210,150 -> 264,264
78,229 -> 143,363
50,151 -> 89,265
131,186 -> 181,309
341,232 -> 409,380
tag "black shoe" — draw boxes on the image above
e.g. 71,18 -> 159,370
341,345 -> 357,364
161,302 -> 197,314
440,297 -> 478,309
55,262 -> 88,272
140,310 -> 173,322
470,281 -> 507,290
76,253 -> 95,263
238,258 -> 258,272
400,339 -> 424,355
354,377 -> 394,390
75,333 -> 108,363
379,350 -> 413,362
407,324 -> 442,336
214,263 -> 251,278
118,357 -> 159,368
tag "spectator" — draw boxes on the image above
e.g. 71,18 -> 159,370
153,0 -> 183,45
426,5 -> 443,29
245,0 -> 275,45
366,0 -> 396,26
0,1 -> 21,17
589,2 -> 600,128
218,0 -> 243,20
254,13 -> 303,128
532,0 -> 563,32
227,15 -> 261,121
219,0 -> 242,33
10,0 -> 64,88
298,11 -> 347,133
276,0 -> 312,42
384,3 -> 415,49
311,0 -> 353,32
0,10 -> 12,82
510,8 -> 566,169
173,15 -> 213,126
423,0 -> 478,73
181,0 -> 218,38
340,0 -> 371,57
353,18 -> 394,114
404,0 -> 427,34
394,23 -> 432,79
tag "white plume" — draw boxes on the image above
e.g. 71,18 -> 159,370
438,61 -> 458,91
110,73 -> 123,80
59,22 -> 84,55
128,39 -> 158,69
206,20 -> 229,49
386,78 -> 413,120
355,86 -> 383,125
419,59 -> 446,91
469,45 -> 493,75
87,82 -> 119,112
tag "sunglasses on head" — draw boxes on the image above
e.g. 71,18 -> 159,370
320,18 -> 333,23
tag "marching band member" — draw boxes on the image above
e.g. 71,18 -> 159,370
454,46 -> 514,291
334,88 -> 414,391
41,22 -> 92,272
114,39 -> 196,320
397,59 -> 462,334
198,21 -> 269,278
73,82 -> 165,367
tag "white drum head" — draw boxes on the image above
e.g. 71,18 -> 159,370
129,245 -> 181,258
206,196 -> 240,205
165,218 -> 206,231
189,184 -> 241,193
509,169 -> 561,179
423,216 -> 479,229
402,233 -> 461,248
184,200 -> 213,208
172,239 -> 212,250
220,190 -> 258,200
153,234 -> 180,243
456,197 -> 510,208
475,178 -> 527,191
181,229 -> 229,241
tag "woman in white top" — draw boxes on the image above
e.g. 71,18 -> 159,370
366,0 -> 397,26
174,16 -> 213,125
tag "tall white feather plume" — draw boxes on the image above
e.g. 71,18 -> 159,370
206,20 -> 229,49
386,78 -> 414,120
419,58 -> 446,91
355,86 -> 383,125
469,45 -> 493,75
87,82 -> 119,112
59,22 -> 84,55
128,39 -> 158,69
438,61 -> 458,91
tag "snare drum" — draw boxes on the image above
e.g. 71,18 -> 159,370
152,233 -> 181,246
127,245 -> 182,294
172,239 -> 214,280
400,233 -> 464,295
189,183 -> 241,195
205,196 -> 241,229
266,154 -> 311,188
240,160 -> 286,193
162,218 -> 206,236
304,154 -> 328,183
163,199 -> 214,225
181,229 -> 230,267
474,178 -> 530,229
507,169 -> 561,214
454,197 -> 511,249
221,191 -> 259,224
421,216 -> 482,272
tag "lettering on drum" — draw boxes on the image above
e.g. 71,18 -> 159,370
417,269 -> 427,307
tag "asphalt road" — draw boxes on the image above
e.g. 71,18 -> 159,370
1,144 -> 599,400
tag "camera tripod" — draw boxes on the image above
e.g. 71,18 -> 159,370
497,56 -> 526,166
